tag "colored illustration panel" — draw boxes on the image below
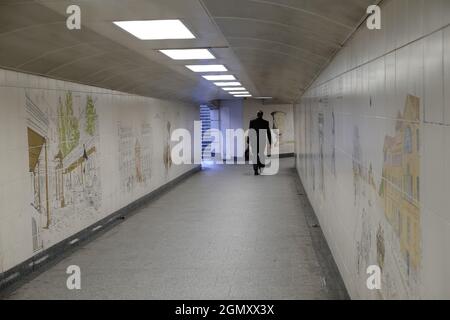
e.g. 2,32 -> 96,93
26,91 -> 102,251
118,121 -> 153,193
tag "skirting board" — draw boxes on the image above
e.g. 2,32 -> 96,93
0,165 -> 202,293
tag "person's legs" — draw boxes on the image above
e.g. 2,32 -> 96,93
258,147 -> 267,172
253,155 -> 261,175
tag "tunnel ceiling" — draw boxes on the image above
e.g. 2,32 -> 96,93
0,0 -> 373,104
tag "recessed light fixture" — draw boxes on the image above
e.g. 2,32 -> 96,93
234,94 -> 252,97
186,65 -> 227,72
254,97 -> 273,99
159,49 -> 215,60
203,75 -> 236,81
113,20 -> 195,40
229,91 -> 249,94
214,82 -> 241,87
222,87 -> 246,91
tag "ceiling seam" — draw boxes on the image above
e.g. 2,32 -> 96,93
83,63 -> 139,81
245,0 -> 355,30
198,0 -> 262,98
232,47 -> 325,67
226,37 -> 329,60
45,52 -> 107,75
292,0 -> 385,104
14,41 -> 113,69
213,16 -> 343,48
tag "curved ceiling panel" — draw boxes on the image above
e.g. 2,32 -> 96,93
202,0 -> 352,43
202,0 -> 374,103
0,0 -> 372,104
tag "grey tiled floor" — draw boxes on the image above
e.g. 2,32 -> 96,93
4,159 -> 347,300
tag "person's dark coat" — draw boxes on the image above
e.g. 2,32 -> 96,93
249,118 -> 272,152
247,118 -> 272,172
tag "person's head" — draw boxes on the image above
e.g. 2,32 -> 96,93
257,110 -> 264,119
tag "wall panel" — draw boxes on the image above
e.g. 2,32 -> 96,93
294,0 -> 450,299
0,69 -> 198,273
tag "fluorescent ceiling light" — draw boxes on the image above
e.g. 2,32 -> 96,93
203,75 -> 236,81
187,65 -> 227,72
222,87 -> 246,91
159,49 -> 215,60
113,20 -> 195,40
234,94 -> 252,97
230,91 -> 249,94
255,96 -> 273,99
214,82 -> 241,87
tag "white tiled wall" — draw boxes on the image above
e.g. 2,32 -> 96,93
0,69 -> 198,273
294,0 -> 450,299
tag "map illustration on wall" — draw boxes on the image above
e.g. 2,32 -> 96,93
26,91 -> 102,252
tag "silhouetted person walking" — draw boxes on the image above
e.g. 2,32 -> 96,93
248,110 -> 272,175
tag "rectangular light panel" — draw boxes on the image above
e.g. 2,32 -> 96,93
214,82 -> 241,87
202,75 -> 236,81
113,20 -> 195,40
234,94 -> 252,97
222,87 -> 246,91
229,91 -> 249,94
159,49 -> 215,60
187,65 -> 228,72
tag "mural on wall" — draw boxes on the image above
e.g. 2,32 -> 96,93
270,110 -> 295,152
351,125 -> 378,283
163,121 -> 172,174
352,126 -> 363,205
118,121 -> 152,193
331,109 -> 336,176
297,91 -> 422,299
309,105 -> 315,191
27,91 -> 101,252
270,111 -> 286,150
318,112 -> 325,196
378,94 -> 421,298
349,95 -> 421,298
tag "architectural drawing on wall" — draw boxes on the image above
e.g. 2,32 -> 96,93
356,208 -> 372,276
318,112 -> 325,195
118,121 -> 152,193
351,126 -> 370,274
27,102 -> 49,251
331,110 -> 336,176
379,94 -> 421,291
270,111 -> 286,149
376,224 -> 385,271
309,106 -> 315,191
163,121 -> 172,173
351,123 -> 379,283
352,126 -> 363,205
27,91 -> 102,252
268,109 -> 295,153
